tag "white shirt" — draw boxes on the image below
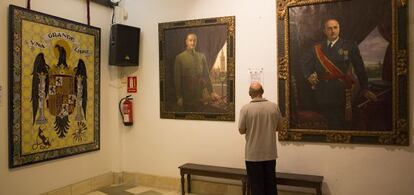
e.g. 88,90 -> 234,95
327,37 -> 339,48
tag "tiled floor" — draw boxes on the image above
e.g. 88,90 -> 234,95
86,185 -> 184,195
86,184 -> 312,195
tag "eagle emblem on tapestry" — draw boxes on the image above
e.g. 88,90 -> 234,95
29,33 -> 93,149
32,44 -> 88,140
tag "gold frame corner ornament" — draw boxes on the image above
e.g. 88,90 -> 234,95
278,56 -> 288,80
278,130 -> 289,140
397,50 -> 408,76
379,130 -> 409,145
277,0 -> 298,20
326,133 -> 352,143
277,0 -> 337,20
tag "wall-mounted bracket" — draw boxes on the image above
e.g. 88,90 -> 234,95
91,0 -> 118,8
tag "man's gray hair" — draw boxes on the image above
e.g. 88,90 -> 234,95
249,85 -> 264,96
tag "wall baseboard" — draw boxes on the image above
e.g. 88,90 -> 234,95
43,171 -> 314,195
42,172 -> 114,195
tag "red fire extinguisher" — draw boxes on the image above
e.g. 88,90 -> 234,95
119,95 -> 133,126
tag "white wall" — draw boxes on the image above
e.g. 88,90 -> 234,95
121,0 -> 414,195
0,0 -> 121,194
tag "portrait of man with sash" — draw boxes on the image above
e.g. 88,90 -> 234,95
301,19 -> 378,130
277,0 -> 408,145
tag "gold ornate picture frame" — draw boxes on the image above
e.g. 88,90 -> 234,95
8,5 -> 101,168
159,16 -> 235,121
276,0 -> 409,145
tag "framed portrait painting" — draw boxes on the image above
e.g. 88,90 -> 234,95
8,5 -> 101,168
276,0 -> 409,145
159,16 -> 235,121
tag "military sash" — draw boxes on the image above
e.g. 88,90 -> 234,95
314,44 -> 353,121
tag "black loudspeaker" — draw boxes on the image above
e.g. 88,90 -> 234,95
109,24 -> 140,66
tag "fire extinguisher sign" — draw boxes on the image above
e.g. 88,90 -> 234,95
127,76 -> 137,93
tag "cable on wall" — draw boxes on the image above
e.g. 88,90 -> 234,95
111,6 -> 115,24
86,0 -> 91,25
26,0 -> 120,25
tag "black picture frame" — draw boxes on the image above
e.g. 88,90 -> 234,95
159,16 -> 236,121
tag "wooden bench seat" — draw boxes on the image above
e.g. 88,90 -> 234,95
179,163 -> 323,195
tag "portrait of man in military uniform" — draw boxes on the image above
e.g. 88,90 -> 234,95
174,33 -> 220,112
285,0 -> 395,132
159,17 -> 235,121
301,19 -> 378,130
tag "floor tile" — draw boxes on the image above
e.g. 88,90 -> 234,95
85,191 -> 108,195
136,190 -> 163,195
91,183 -> 312,195
125,186 -> 155,194
99,184 -> 137,195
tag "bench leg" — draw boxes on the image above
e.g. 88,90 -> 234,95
242,179 -> 246,195
316,185 -> 322,195
246,179 -> 251,195
180,171 -> 185,195
187,174 -> 192,193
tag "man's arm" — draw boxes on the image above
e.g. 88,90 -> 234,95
201,54 -> 213,92
238,107 -> 247,135
174,56 -> 183,106
275,106 -> 284,132
201,54 -> 220,101
350,41 -> 368,89
350,42 -> 378,101
301,47 -> 319,88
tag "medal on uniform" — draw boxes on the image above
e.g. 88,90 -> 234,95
343,50 -> 349,60
338,48 -> 344,55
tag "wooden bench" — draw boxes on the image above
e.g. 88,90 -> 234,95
275,172 -> 323,195
179,163 -> 248,195
179,163 -> 323,195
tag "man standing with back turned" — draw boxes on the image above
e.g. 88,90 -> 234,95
238,82 -> 284,195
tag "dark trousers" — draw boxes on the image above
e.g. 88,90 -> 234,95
246,160 -> 277,195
